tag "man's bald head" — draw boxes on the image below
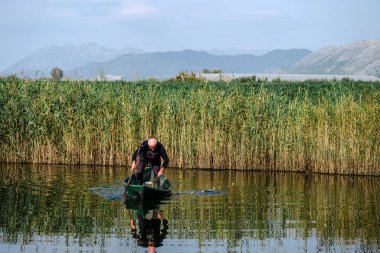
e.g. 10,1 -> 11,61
148,138 -> 158,150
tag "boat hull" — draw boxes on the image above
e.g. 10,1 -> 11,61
124,167 -> 172,201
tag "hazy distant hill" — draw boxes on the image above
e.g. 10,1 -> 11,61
4,40 -> 380,80
68,49 -> 311,80
2,43 -> 143,78
1,42 -> 310,80
207,48 -> 269,56
286,40 -> 380,78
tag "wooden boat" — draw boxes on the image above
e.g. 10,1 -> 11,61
124,167 -> 172,201
125,197 -> 167,212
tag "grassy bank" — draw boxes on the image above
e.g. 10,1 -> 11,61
0,77 -> 379,175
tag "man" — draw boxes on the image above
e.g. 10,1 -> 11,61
131,138 -> 169,185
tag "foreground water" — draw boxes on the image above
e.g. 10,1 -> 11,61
0,164 -> 379,253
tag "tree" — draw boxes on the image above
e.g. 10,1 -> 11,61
202,68 -> 223,74
51,67 -> 63,81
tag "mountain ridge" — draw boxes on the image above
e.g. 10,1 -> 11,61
1,44 -> 311,80
3,40 -> 380,80
2,43 -> 143,77
286,39 -> 380,78
67,48 -> 311,80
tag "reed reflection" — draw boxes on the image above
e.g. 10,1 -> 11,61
0,163 -> 379,252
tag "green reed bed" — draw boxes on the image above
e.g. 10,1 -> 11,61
0,77 -> 379,175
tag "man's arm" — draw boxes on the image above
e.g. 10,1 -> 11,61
131,141 -> 146,170
160,143 -> 169,168
131,148 -> 139,162
131,148 -> 138,170
157,143 -> 169,177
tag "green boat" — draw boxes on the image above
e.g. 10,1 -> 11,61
124,167 -> 172,201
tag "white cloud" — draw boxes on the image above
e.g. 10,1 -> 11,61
118,3 -> 158,17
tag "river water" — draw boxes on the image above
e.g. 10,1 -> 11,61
0,163 -> 379,253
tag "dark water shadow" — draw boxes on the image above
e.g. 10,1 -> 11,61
126,198 -> 169,251
86,184 -> 225,201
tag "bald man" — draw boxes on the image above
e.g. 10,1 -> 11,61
131,138 -> 169,185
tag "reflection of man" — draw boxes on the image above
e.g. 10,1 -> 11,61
130,209 -> 168,252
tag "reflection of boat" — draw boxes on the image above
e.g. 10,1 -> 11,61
125,198 -> 169,212
124,167 -> 172,201
124,168 -> 171,251
127,202 -> 168,250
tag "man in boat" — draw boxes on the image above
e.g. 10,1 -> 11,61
131,138 -> 169,185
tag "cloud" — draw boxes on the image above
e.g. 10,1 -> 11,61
32,1 -> 158,20
118,3 -> 158,17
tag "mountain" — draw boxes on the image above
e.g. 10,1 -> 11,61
2,43 -> 310,80
286,40 -> 380,78
5,40 -> 380,80
67,49 -> 311,80
207,48 -> 269,56
2,43 -> 142,78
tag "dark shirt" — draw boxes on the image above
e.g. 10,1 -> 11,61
132,140 -> 169,168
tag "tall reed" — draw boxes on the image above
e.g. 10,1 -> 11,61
0,77 -> 379,175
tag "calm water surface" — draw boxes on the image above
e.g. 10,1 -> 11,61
0,164 -> 379,253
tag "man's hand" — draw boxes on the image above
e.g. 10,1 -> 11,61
131,161 -> 136,171
157,167 -> 165,177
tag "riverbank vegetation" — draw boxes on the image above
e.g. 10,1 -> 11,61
0,76 -> 379,175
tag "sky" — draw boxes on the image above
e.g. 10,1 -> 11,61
1,0 -> 380,70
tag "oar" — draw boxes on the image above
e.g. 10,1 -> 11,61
123,169 -> 134,203
124,146 -> 141,201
